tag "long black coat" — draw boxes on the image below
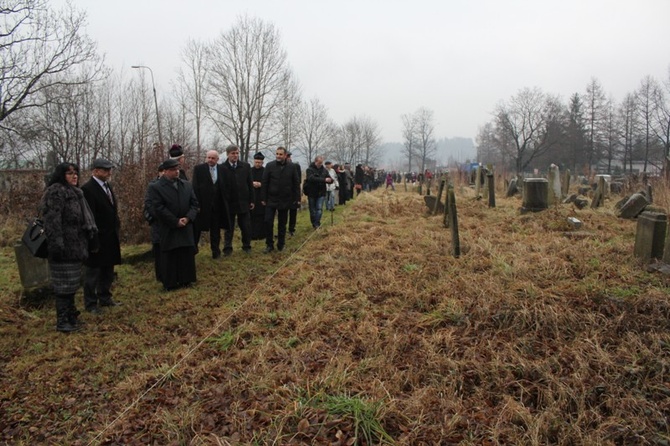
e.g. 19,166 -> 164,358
219,160 -> 254,215
261,160 -> 300,210
191,162 -> 225,231
81,177 -> 121,268
147,177 -> 199,252
288,161 -> 302,209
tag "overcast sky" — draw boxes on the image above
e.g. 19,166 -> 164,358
58,0 -> 669,144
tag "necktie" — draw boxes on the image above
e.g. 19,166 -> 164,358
210,166 -> 217,183
104,183 -> 114,205
231,163 -> 237,170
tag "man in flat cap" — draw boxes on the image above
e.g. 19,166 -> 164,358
81,158 -> 122,314
250,152 -> 266,240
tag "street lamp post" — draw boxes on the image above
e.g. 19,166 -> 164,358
131,65 -> 163,151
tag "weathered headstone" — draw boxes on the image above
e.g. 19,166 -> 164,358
548,164 -> 561,205
590,176 -> 607,208
633,211 -> 667,262
615,192 -> 650,219
424,195 -> 444,214
561,169 -> 571,198
14,243 -> 51,290
506,177 -> 519,197
487,172 -> 495,208
521,178 -> 549,213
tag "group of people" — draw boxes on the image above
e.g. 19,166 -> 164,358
41,159 -> 122,333
39,144 -> 370,333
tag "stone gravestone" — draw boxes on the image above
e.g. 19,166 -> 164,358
615,192 -> 650,219
547,164 -> 561,205
506,177 -> 519,197
521,178 -> 549,213
424,195 -> 445,214
633,211 -> 667,262
14,243 -> 51,290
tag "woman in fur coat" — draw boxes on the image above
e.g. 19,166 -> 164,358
41,162 -> 98,333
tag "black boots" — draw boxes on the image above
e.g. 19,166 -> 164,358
56,294 -> 80,333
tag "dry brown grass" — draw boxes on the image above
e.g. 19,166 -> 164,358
1,179 -> 669,445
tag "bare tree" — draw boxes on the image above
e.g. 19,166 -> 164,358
601,96 -> 620,174
583,78 -> 607,170
414,107 -> 436,174
298,97 -> 335,163
177,38 -> 208,152
206,15 -> 290,162
654,66 -> 670,159
0,0 -> 101,130
401,113 -> 417,172
359,115 -> 382,166
565,93 -> 587,172
495,87 -> 564,175
636,75 -> 663,172
273,71 -> 303,152
618,92 -> 638,173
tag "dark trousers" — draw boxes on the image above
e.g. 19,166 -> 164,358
224,211 -> 252,252
288,207 -> 297,233
195,212 -> 222,257
83,264 -> 114,310
265,207 -> 288,249
152,243 -> 162,281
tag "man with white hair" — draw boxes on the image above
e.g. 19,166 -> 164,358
191,149 -> 226,258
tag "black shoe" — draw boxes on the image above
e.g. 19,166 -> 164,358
243,248 -> 251,254
57,321 -> 80,333
223,251 -> 232,257
263,246 -> 274,254
100,300 -> 122,307
277,246 -> 284,252
86,306 -> 103,315
289,231 -> 295,237
212,252 -> 221,259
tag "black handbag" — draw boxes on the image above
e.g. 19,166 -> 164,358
22,218 -> 48,258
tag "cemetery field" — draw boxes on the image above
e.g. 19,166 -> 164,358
1,184 -> 669,445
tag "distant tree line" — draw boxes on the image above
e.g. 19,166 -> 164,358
475,75 -> 670,176
0,2 -> 383,172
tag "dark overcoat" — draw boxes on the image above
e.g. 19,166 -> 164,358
191,162 -> 225,231
261,160 -> 300,210
288,161 -> 302,209
305,162 -> 330,198
81,178 -> 121,267
148,177 -> 199,252
219,160 -> 254,215
41,183 -> 90,262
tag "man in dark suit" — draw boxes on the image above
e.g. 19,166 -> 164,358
81,158 -> 122,314
261,146 -> 300,253
250,152 -> 266,240
191,150 -> 225,258
219,144 -> 254,255
285,151 -> 301,236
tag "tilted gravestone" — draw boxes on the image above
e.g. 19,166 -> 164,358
615,192 -> 650,219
